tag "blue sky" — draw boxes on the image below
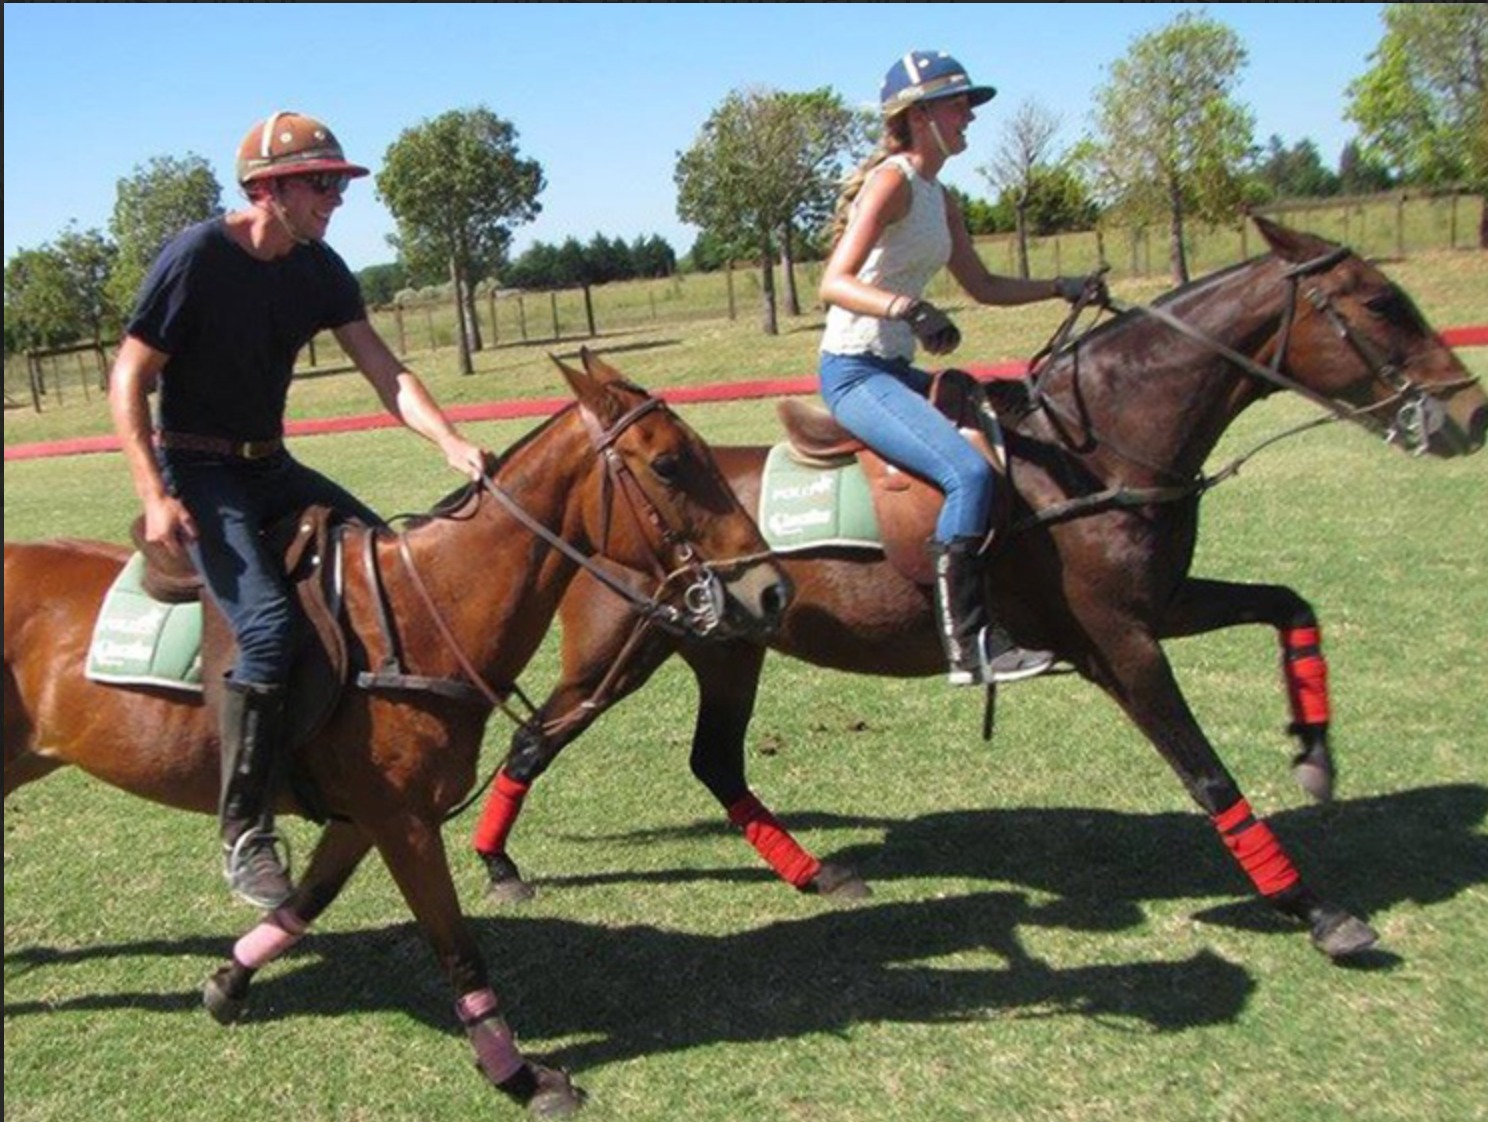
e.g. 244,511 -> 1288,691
4,3 -> 1388,273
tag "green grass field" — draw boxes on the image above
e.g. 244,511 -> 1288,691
4,249 -> 1486,1122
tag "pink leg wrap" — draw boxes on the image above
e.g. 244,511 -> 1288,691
456,989 -> 525,1085
1212,798 -> 1301,897
233,907 -> 309,970
472,771 -> 530,855
727,793 -> 821,888
1281,626 -> 1331,726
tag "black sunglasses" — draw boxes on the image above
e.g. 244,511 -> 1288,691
295,172 -> 351,196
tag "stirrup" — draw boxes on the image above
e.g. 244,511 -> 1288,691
978,628 -> 1056,684
223,826 -> 295,909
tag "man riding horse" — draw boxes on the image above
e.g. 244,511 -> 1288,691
109,110 -> 487,909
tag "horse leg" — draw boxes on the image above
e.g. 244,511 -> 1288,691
1093,626 -> 1375,959
374,813 -> 585,1116
2,663 -> 65,797
682,642 -> 869,900
1161,577 -> 1335,801
202,819 -> 371,1024
475,612 -> 683,903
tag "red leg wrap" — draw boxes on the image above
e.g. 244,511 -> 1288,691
1281,626 -> 1331,727
727,793 -> 822,888
1211,798 -> 1300,897
472,771 -> 530,855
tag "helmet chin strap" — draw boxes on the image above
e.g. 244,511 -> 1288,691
268,185 -> 311,246
926,117 -> 953,159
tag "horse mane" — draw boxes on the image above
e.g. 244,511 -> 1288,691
402,403 -> 582,530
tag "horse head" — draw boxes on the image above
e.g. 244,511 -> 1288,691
551,348 -> 792,639
1252,215 -> 1486,458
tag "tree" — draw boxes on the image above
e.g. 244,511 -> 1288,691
357,262 -> 409,307
1256,136 -> 1341,200
4,247 -> 75,351
979,100 -> 1062,277
54,224 -> 120,342
676,87 -> 866,334
1084,11 -> 1255,283
378,107 -> 544,373
108,154 -> 223,317
1346,3 -> 1488,246
3,225 -> 120,353
1337,141 -> 1397,195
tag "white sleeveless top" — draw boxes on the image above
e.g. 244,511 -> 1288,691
820,154 -> 952,361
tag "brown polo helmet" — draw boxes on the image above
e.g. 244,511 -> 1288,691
235,111 -> 370,185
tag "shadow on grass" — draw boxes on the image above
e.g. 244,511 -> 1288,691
5,784 -> 1480,1076
3,890 -> 1251,1075
534,783 -> 1488,942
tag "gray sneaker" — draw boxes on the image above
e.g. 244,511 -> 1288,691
224,827 -> 294,909
979,627 -> 1056,684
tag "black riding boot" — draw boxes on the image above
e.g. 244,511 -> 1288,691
931,538 -> 1055,686
219,679 -> 294,909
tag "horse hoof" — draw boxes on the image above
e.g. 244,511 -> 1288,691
202,969 -> 246,1025
528,1064 -> 587,1118
810,862 -> 871,901
485,877 -> 537,905
1312,909 -> 1379,959
1292,760 -> 1335,803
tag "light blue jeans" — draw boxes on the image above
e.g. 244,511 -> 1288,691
819,351 -> 993,542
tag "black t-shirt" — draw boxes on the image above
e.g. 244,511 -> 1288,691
126,218 -> 366,442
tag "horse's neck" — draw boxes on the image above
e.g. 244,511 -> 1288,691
1044,260 -> 1285,481
396,415 -> 592,684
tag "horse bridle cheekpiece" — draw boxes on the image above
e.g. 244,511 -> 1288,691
481,391 -> 758,639
577,394 -> 734,636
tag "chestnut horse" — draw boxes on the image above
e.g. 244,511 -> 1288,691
3,351 -> 791,1117
470,218 -> 1486,960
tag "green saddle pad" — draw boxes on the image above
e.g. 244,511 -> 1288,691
85,552 -> 203,692
758,444 -> 883,553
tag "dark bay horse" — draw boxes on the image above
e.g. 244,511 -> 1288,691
3,351 -> 791,1117
470,218 -> 1486,960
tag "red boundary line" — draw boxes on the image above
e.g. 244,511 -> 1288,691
7,328 -> 1485,463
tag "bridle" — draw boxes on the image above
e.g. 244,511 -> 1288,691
369,390 -> 771,722
1013,248 -> 1480,533
1112,247 -> 1475,457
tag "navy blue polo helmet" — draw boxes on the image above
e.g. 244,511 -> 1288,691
879,51 -> 997,118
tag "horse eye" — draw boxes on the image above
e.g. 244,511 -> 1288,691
651,453 -> 682,484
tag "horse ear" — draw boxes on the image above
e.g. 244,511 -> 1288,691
554,350 -> 627,423
578,347 -> 624,385
1253,214 -> 1338,263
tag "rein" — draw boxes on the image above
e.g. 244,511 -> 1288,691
1010,248 -> 1477,534
355,392 -> 768,820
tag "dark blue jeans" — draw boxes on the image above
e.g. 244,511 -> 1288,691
819,351 -> 993,542
160,449 -> 381,686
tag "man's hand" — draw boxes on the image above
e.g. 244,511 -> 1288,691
901,299 -> 962,355
442,435 -> 488,481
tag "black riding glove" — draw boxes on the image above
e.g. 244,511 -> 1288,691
1053,274 -> 1110,307
901,299 -> 962,355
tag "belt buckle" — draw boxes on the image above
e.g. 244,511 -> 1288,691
238,440 -> 275,460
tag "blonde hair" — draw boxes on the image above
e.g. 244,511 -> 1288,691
829,113 -> 913,246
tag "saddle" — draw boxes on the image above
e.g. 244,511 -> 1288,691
778,369 -> 1012,586
131,506 -> 353,818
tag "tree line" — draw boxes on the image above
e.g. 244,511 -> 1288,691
6,3 -> 1483,366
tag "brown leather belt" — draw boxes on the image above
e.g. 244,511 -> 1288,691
157,431 -> 285,460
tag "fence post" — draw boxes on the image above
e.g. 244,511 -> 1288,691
726,261 -> 737,321
549,290 -> 561,339
1396,193 -> 1406,257
424,306 -> 436,351
488,291 -> 498,345
394,304 -> 407,355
